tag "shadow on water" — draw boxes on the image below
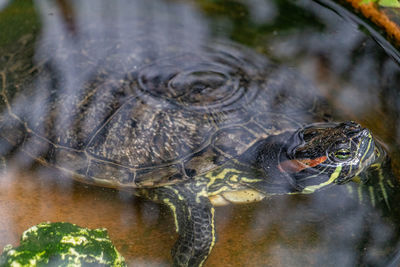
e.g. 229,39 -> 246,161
0,0 -> 400,266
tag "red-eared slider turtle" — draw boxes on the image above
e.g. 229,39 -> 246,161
0,35 -> 384,266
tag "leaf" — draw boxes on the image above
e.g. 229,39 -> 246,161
361,0 -> 378,4
378,0 -> 400,7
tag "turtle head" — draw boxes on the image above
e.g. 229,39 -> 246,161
278,121 -> 381,193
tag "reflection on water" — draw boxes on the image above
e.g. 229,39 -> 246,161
0,0 -> 400,266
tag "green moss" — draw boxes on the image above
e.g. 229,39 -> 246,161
0,222 -> 126,267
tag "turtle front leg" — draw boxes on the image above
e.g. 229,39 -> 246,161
140,183 -> 216,267
170,193 -> 215,266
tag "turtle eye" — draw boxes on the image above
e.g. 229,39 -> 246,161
334,148 -> 351,160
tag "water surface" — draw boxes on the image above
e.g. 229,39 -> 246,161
0,0 -> 400,266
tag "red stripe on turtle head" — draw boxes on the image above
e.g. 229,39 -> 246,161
278,156 -> 328,173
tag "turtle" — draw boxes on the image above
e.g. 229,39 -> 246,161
0,34 -> 385,267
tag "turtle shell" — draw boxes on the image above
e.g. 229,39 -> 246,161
0,35 -> 328,188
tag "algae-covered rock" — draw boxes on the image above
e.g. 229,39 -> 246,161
0,222 -> 126,267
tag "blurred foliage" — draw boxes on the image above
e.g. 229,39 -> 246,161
195,0 -> 325,49
0,0 -> 40,47
362,0 -> 400,7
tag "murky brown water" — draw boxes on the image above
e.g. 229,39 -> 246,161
2,169 -> 397,266
1,0 -> 400,266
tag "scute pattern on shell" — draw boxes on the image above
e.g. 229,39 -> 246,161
86,96 -> 215,168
